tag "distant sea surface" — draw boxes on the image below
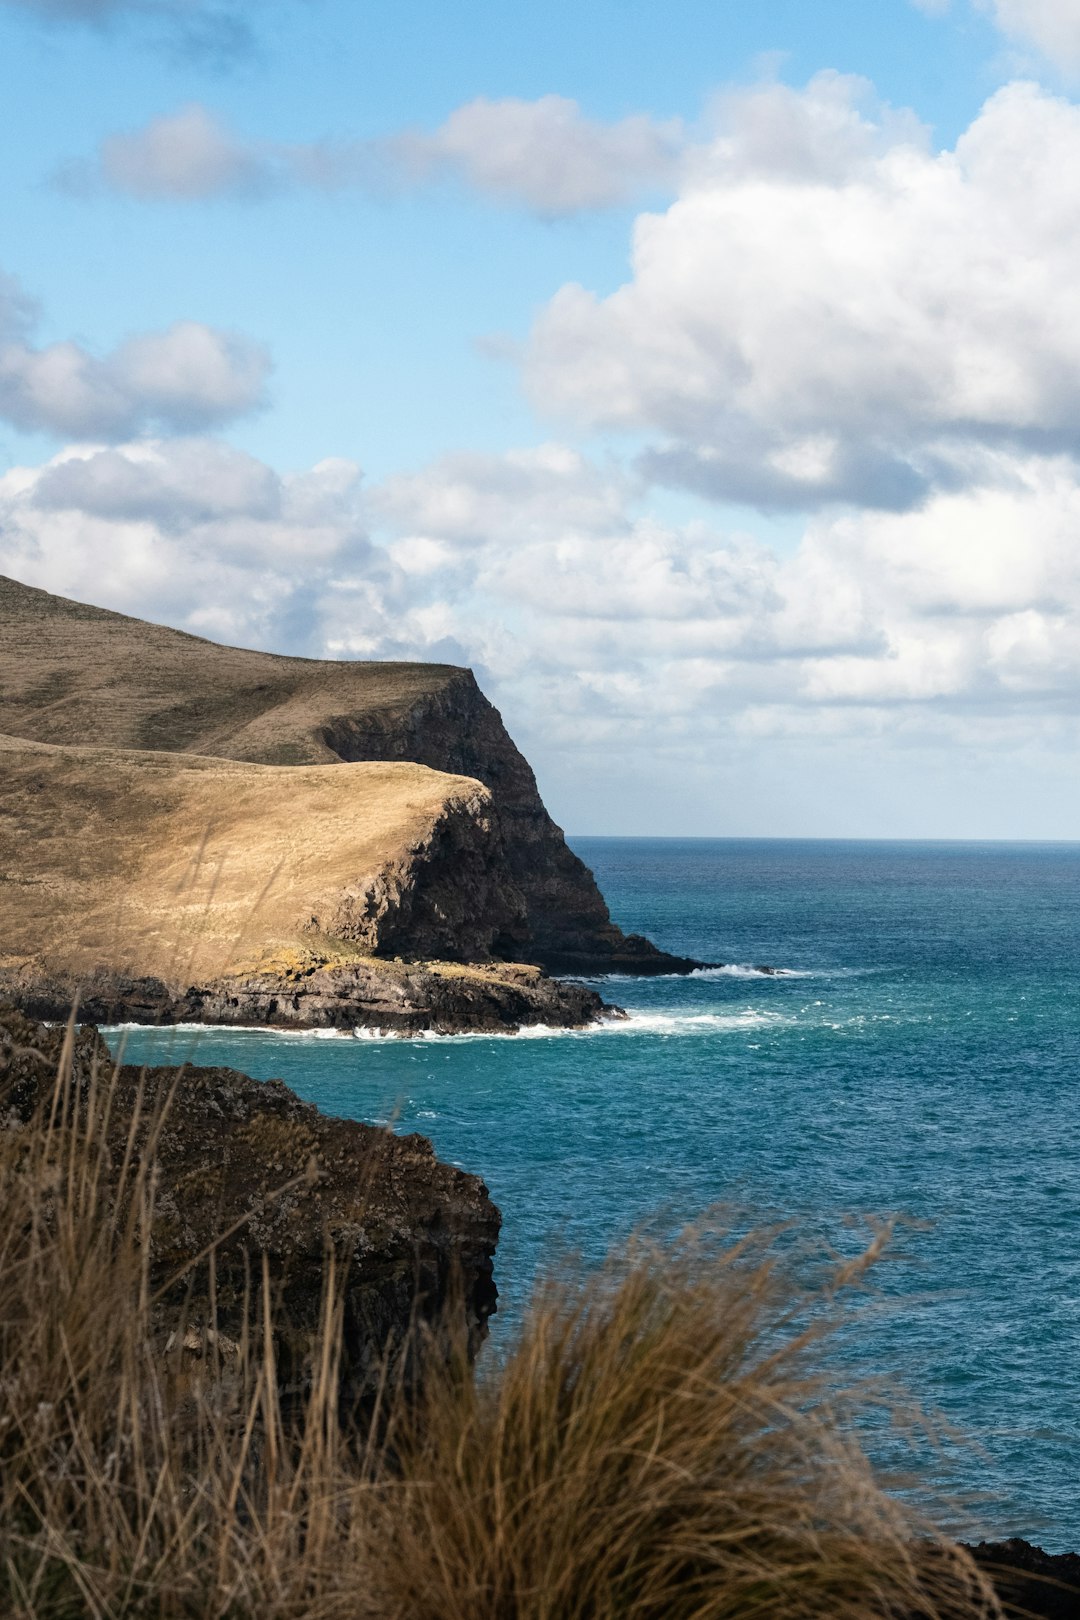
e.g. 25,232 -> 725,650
108,838 -> 1080,1548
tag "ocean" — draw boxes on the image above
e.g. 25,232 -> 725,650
106,838 -> 1080,1549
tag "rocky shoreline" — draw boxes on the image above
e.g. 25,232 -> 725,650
4,953 -> 621,1036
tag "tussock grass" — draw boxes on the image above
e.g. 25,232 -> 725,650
375,1230 -> 998,1620
0,1019 -> 1001,1619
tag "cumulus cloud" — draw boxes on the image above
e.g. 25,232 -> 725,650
63,95 -> 683,215
8,436 -> 1080,720
0,439 -> 383,648
391,95 -> 683,216
920,1 -> 1080,74
524,75 -> 1080,510
981,0 -> 1080,72
0,276 -> 269,438
370,444 -> 634,545
87,103 -> 267,199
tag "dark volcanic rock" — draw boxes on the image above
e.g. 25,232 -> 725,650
965,1540 -> 1080,1619
321,673 -> 697,975
0,1007 -> 501,1401
7,957 -> 616,1036
173,958 -> 613,1034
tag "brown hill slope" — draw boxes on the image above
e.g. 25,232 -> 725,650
0,734 -> 607,1033
0,574 -> 688,973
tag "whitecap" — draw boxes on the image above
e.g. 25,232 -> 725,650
690,964 -> 812,980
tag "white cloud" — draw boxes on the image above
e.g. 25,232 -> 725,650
980,0 -> 1080,72
392,95 -> 683,216
525,76 -> 1080,510
94,103 -> 267,199
0,276 -> 269,439
370,444 -> 633,544
0,439 -> 381,647
357,444 -> 1080,741
65,95 -> 683,215
4,435 -> 1080,830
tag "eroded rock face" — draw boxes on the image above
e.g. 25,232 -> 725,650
0,1008 -> 501,1400
321,672 -> 698,975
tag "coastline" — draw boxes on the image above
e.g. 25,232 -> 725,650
2,953 -> 623,1038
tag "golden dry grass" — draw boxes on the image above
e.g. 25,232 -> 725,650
0,1021 -> 1001,1620
0,733 -> 489,985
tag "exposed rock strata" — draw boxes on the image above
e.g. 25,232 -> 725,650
10,956 -> 612,1036
0,1007 -> 500,1398
0,575 -> 694,975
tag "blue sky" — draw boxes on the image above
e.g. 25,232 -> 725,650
3,0 -> 1080,836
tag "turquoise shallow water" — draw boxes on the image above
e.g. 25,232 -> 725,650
107,838 -> 1080,1549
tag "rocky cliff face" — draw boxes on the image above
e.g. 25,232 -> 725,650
320,673 -> 693,974
0,575 -> 696,975
0,1007 -> 501,1399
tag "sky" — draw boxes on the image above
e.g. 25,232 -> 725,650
2,0 -> 1080,837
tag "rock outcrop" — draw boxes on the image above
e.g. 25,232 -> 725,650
12,956 -> 610,1036
0,1006 -> 501,1399
0,574 -> 693,976
964,1540 -> 1080,1620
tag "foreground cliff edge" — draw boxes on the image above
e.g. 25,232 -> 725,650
0,573 -> 704,1032
0,1007 -> 500,1401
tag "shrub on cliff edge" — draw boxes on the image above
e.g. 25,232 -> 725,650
0,1013 -> 1000,1619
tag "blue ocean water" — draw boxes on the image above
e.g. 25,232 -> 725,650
107,838 -> 1080,1548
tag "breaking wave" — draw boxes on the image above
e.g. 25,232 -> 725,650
106,1008 -> 792,1047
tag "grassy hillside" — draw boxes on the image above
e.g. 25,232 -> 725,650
0,733 -> 513,985
0,573 -> 465,766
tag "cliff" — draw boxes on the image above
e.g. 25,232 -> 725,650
0,734 -> 608,1033
0,574 -> 693,975
0,1006 -> 500,1400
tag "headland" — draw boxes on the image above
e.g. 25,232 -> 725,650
0,574 -> 697,1032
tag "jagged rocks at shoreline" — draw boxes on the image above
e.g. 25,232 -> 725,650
9,953 -> 619,1036
0,1007 -> 501,1399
